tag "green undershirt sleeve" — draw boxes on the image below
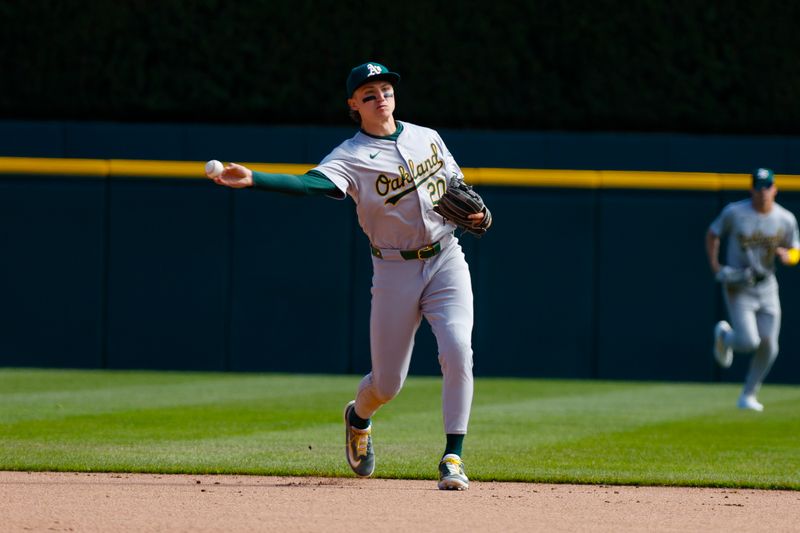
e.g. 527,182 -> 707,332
251,170 -> 343,198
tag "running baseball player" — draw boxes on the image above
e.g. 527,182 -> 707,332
706,168 -> 800,411
208,62 -> 491,490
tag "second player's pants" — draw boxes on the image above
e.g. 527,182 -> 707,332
722,278 -> 781,396
355,235 -> 474,434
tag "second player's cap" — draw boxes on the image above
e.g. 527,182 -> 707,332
752,167 -> 775,189
346,62 -> 400,97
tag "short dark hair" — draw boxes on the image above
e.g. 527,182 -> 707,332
349,108 -> 362,125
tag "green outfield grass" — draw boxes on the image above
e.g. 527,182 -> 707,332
1,368 -> 799,489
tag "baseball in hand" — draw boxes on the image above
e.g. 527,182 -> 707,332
205,159 -> 224,178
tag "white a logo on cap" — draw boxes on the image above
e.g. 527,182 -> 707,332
758,168 -> 770,179
367,64 -> 382,76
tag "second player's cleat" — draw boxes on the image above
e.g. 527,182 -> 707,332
713,320 -> 733,368
737,394 -> 764,412
344,400 -> 375,477
437,454 -> 469,490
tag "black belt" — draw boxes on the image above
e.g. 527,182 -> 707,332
753,272 -> 771,285
370,241 -> 442,260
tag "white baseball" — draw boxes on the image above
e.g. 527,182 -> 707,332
205,159 -> 224,178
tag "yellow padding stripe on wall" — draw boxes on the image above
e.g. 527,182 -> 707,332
0,157 -> 110,176
0,157 -> 314,180
111,160 -> 312,178
2,156 -> 800,191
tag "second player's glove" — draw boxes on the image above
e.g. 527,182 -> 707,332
715,265 -> 755,285
433,177 -> 493,236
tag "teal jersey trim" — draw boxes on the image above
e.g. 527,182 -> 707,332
305,170 -> 346,199
360,121 -> 404,141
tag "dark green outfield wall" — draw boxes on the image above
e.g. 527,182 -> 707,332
2,121 -> 800,386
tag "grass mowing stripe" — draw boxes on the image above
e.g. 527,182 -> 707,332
0,372 -> 360,423
468,382 -> 800,488
1,369 -> 798,489
0,368 -> 222,394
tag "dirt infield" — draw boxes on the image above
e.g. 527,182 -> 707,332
1,471 -> 798,532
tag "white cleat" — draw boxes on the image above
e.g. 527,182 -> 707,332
713,321 -> 733,368
438,454 -> 469,490
737,394 -> 764,412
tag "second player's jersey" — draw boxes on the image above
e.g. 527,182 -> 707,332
709,199 -> 800,274
311,121 -> 459,249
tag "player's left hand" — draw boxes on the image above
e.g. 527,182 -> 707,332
433,177 -> 493,236
467,212 -> 487,226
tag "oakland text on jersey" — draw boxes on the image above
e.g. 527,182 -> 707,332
737,230 -> 785,250
377,143 -> 444,205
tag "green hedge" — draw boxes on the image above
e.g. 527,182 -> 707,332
2,0 -> 799,134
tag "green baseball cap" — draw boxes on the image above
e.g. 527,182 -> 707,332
752,167 -> 775,189
346,62 -> 400,97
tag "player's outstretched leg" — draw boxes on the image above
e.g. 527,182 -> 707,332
713,320 -> 733,368
343,400 -> 375,477
437,454 -> 469,490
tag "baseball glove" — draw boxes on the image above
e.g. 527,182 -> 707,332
433,177 -> 493,236
715,265 -> 755,285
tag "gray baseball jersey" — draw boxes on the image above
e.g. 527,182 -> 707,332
710,199 -> 799,277
312,121 -> 459,249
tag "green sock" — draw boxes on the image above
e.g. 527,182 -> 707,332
348,406 -> 370,430
444,434 -> 464,458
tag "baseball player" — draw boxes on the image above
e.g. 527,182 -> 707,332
706,168 -> 800,411
209,62 -> 490,490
